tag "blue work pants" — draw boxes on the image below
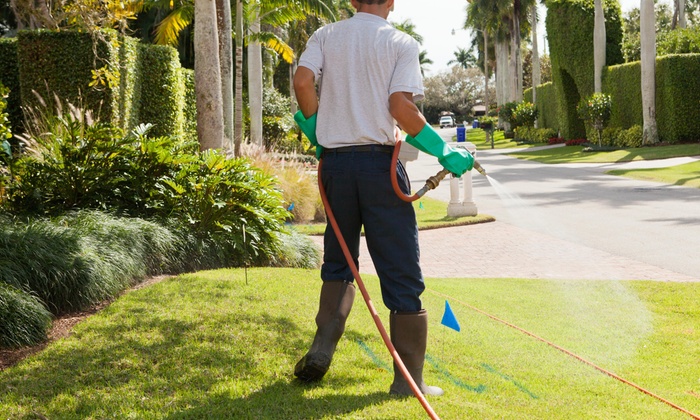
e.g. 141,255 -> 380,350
319,147 -> 424,312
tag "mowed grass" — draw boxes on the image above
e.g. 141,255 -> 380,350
292,196 -> 495,236
508,143 -> 700,164
607,160 -> 700,188
1,268 -> 699,419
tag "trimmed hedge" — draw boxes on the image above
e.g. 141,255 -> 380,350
10,30 -> 192,138
603,54 -> 700,143
0,38 -> 22,135
17,30 -> 114,121
656,54 -> 700,143
545,0 -> 623,139
524,82 -> 558,132
602,61 -> 643,129
137,44 -> 184,137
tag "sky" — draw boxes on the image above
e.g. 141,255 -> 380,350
389,0 -> 666,76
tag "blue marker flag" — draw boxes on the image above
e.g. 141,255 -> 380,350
441,300 -> 461,332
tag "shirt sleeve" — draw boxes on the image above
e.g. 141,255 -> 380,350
298,31 -> 324,80
389,38 -> 424,102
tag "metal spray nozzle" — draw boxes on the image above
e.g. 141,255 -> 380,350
472,160 -> 487,177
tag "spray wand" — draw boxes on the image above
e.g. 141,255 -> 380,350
391,141 -> 487,203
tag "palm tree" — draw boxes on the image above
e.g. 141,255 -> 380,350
246,0 -> 334,148
194,0 -> 224,150
593,0 -> 605,93
448,47 -> 478,69
640,0 -> 659,144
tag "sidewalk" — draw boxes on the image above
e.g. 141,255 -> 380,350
310,221 -> 698,281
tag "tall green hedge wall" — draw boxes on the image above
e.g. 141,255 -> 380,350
602,54 -> 700,143
545,0 -> 623,139
18,30 -> 114,120
138,44 -> 185,138
655,54 -> 700,143
524,82 -> 558,133
6,30 -> 194,139
0,38 -> 22,134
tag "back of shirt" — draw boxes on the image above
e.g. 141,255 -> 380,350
298,12 -> 424,148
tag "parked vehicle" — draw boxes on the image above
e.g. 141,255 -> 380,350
439,116 -> 455,128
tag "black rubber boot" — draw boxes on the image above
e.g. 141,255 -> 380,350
389,310 -> 444,396
294,281 -> 355,382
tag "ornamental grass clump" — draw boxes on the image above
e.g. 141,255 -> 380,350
0,282 -> 52,348
577,93 -> 612,147
0,212 -> 179,315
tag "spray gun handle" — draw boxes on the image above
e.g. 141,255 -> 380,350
415,168 -> 451,198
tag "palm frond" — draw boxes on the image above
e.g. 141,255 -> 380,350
154,5 -> 193,46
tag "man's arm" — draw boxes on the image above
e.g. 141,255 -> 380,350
389,91 -> 474,176
293,67 -> 318,118
389,92 -> 425,137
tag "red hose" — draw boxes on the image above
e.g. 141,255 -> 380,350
390,141 -> 421,203
317,159 -> 440,420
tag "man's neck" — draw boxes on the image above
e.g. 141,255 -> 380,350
354,3 -> 390,20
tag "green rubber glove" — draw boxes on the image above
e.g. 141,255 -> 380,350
405,124 -> 475,176
294,111 -> 323,160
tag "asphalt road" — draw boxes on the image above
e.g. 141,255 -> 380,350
403,127 -> 700,280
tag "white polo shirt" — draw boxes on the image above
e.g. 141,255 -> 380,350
298,12 -> 424,148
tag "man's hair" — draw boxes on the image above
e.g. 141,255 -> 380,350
355,0 -> 388,4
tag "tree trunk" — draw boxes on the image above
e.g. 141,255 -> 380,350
679,0 -> 687,28
594,0 -> 606,93
511,1 -> 523,103
248,15 -> 264,148
195,0 -> 225,151
234,0 -> 244,157
496,40 -> 509,106
483,29 -> 489,116
531,6 -> 540,127
289,60 -> 298,114
640,0 -> 659,144
216,0 -> 234,152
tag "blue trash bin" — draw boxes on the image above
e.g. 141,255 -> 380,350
472,119 -> 479,129
456,126 -> 466,142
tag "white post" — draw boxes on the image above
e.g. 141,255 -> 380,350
447,143 -> 478,217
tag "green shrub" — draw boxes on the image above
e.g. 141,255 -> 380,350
658,27 -> 700,55
497,102 -> 517,128
618,125 -> 643,148
577,93 -> 612,146
514,126 -> 557,143
0,83 -> 10,141
513,101 -> 538,127
0,282 -> 52,348
262,87 -> 298,153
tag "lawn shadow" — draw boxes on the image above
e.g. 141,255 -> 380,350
164,379 -> 392,419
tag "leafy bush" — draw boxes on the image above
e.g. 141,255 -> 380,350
478,116 -> 495,131
514,126 -> 557,143
262,87 -> 298,153
658,27 -> 700,55
0,282 -> 52,348
497,102 -> 517,128
513,101 -> 538,127
618,125 -> 643,148
0,83 -> 10,141
577,93 -> 612,146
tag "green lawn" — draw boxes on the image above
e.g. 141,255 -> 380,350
1,268 -> 698,419
508,143 -> 700,164
607,160 -> 700,188
292,196 -> 495,236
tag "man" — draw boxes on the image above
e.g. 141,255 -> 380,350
293,0 -> 474,397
